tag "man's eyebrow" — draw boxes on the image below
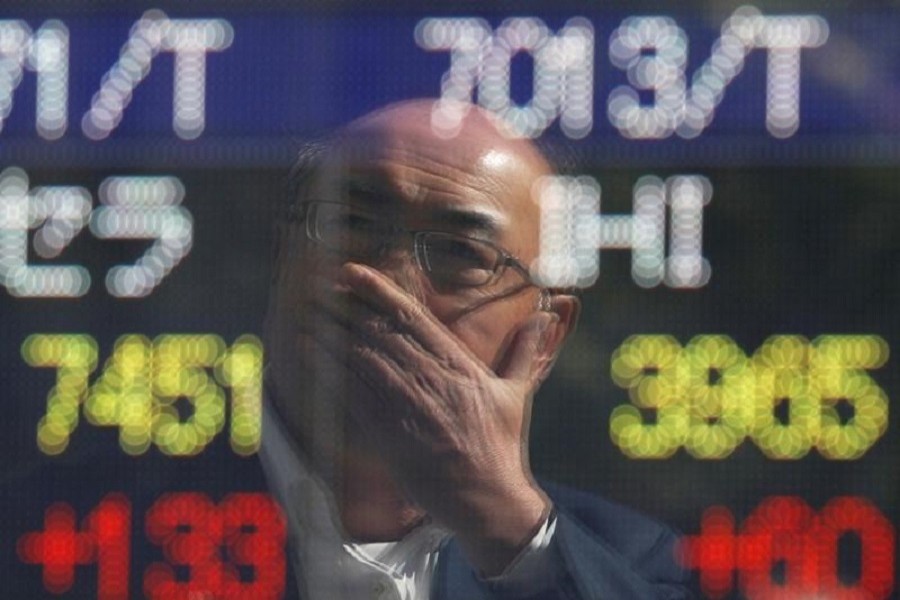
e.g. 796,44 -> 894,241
344,179 -> 505,236
430,206 -> 504,237
344,179 -> 390,203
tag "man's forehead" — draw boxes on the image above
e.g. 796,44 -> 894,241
338,100 -> 542,163
310,142 -> 516,239
329,114 -> 522,172
317,103 -> 549,201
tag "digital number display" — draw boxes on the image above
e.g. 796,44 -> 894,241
679,496 -> 894,599
609,335 -> 889,460
1,2 -> 897,598
16,492 -> 285,599
22,334 -> 262,456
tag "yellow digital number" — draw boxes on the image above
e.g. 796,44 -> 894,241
24,334 -> 263,456
22,334 -> 98,455
610,334 -> 889,460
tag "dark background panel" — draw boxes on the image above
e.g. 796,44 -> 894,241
1,1 -> 898,598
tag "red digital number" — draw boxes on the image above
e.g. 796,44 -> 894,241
220,493 -> 287,598
679,496 -> 895,599
17,492 -> 285,599
144,492 -> 286,600
17,494 -> 131,599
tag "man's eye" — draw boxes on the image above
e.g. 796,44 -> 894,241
425,237 -> 496,285
433,239 -> 488,263
324,212 -> 380,233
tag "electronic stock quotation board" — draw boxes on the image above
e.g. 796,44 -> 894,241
0,1 -> 897,598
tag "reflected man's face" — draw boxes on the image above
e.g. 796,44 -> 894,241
265,102 -> 554,457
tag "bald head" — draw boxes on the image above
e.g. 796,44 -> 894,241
338,99 -> 553,175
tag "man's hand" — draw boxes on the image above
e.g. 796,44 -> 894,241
310,262 -> 558,575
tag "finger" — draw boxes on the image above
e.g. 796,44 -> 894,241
312,298 -> 489,452
339,262 -> 483,370
309,295 -> 454,410
312,294 -> 447,380
496,311 -> 557,385
301,273 -> 416,360
303,303 -> 411,417
309,288 -> 385,335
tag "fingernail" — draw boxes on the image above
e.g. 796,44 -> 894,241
340,262 -> 365,283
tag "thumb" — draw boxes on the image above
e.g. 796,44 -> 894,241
497,311 -> 558,384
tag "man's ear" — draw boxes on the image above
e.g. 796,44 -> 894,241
534,293 -> 581,384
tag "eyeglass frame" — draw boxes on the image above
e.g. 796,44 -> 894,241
294,200 -> 553,311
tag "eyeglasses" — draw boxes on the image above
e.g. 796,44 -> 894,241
299,201 -> 539,292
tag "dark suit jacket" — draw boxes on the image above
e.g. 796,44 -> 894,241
426,481 -> 690,600
3,444 -> 692,599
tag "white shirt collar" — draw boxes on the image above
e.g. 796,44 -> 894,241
259,400 -> 448,600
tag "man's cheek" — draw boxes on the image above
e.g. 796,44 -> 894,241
292,331 -> 379,406
453,318 -> 518,372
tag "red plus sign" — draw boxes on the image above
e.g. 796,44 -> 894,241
17,502 -> 95,594
678,505 -> 739,599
